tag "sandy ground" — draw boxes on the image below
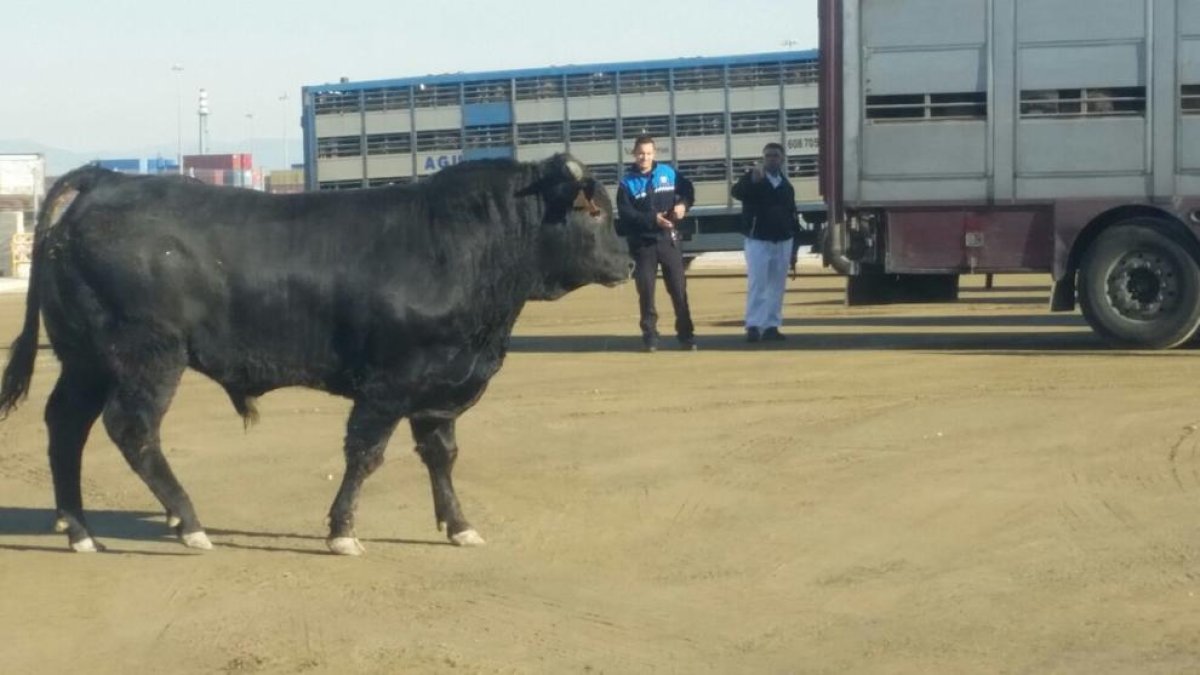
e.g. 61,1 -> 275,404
2,269 -> 1200,674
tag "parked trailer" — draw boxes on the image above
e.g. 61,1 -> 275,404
301,52 -> 827,259
820,0 -> 1200,348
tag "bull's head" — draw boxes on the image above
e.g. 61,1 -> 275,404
517,154 -> 632,300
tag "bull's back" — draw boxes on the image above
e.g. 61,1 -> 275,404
45,179 -> 522,395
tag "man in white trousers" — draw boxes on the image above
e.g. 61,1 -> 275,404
731,143 -> 802,342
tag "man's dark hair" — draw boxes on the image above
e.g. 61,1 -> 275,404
763,142 -> 785,155
633,135 -> 656,149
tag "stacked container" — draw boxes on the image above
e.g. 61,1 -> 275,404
266,169 -> 305,194
94,158 -> 142,173
183,154 -> 261,189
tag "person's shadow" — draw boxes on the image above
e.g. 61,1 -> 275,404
0,506 -> 451,555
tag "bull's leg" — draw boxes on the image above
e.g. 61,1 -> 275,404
102,356 -> 210,549
45,366 -> 111,552
411,416 -> 484,547
326,401 -> 402,556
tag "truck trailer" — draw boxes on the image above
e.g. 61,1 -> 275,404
301,52 -> 826,260
820,0 -> 1200,348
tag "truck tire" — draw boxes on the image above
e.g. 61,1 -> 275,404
1078,221 -> 1200,349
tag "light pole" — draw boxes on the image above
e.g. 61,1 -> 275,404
245,112 -> 255,161
29,164 -> 41,223
171,63 -> 184,173
198,88 -> 210,155
279,92 -> 290,169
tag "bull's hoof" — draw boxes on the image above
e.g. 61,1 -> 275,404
327,536 -> 365,556
53,517 -> 69,533
449,529 -> 486,547
71,537 -> 99,553
181,531 -> 213,550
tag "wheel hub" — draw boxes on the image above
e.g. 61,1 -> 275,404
1106,251 -> 1179,320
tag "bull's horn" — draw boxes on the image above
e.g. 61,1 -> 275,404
565,159 -> 585,181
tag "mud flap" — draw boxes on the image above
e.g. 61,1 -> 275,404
1049,274 -> 1076,312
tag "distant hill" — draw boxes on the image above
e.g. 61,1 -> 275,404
0,140 -> 95,175
0,139 -> 304,176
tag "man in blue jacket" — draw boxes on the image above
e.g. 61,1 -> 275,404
616,135 -> 697,352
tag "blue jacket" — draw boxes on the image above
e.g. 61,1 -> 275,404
616,162 -> 695,241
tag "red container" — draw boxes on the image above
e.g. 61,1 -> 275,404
183,154 -> 238,171
185,168 -> 225,186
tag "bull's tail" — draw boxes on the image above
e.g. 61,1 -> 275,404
0,258 -> 41,417
0,166 -> 111,417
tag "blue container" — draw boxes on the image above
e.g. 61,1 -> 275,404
95,158 -> 142,173
145,157 -> 179,174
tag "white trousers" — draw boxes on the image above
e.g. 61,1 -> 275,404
744,237 -> 792,329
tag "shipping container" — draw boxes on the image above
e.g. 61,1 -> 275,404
145,157 -> 180,174
94,158 -> 142,173
0,154 -> 46,217
0,154 -> 45,198
268,169 -> 305,186
266,169 -> 305,193
187,168 -> 226,186
184,154 -> 240,171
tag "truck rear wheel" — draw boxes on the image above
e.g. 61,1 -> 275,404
1078,221 -> 1200,349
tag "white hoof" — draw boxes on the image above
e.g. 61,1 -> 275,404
71,537 -> 98,553
450,529 -> 486,547
181,531 -> 213,550
53,518 -> 69,533
166,513 -> 182,529
328,536 -> 365,556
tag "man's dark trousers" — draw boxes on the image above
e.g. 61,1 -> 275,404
631,236 -> 694,342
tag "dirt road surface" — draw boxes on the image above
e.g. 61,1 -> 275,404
2,271 -> 1199,674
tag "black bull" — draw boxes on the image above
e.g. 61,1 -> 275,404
0,154 -> 631,554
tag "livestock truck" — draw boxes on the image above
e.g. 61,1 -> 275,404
819,0 -> 1200,348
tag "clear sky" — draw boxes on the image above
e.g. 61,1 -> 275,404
3,0 -> 818,166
